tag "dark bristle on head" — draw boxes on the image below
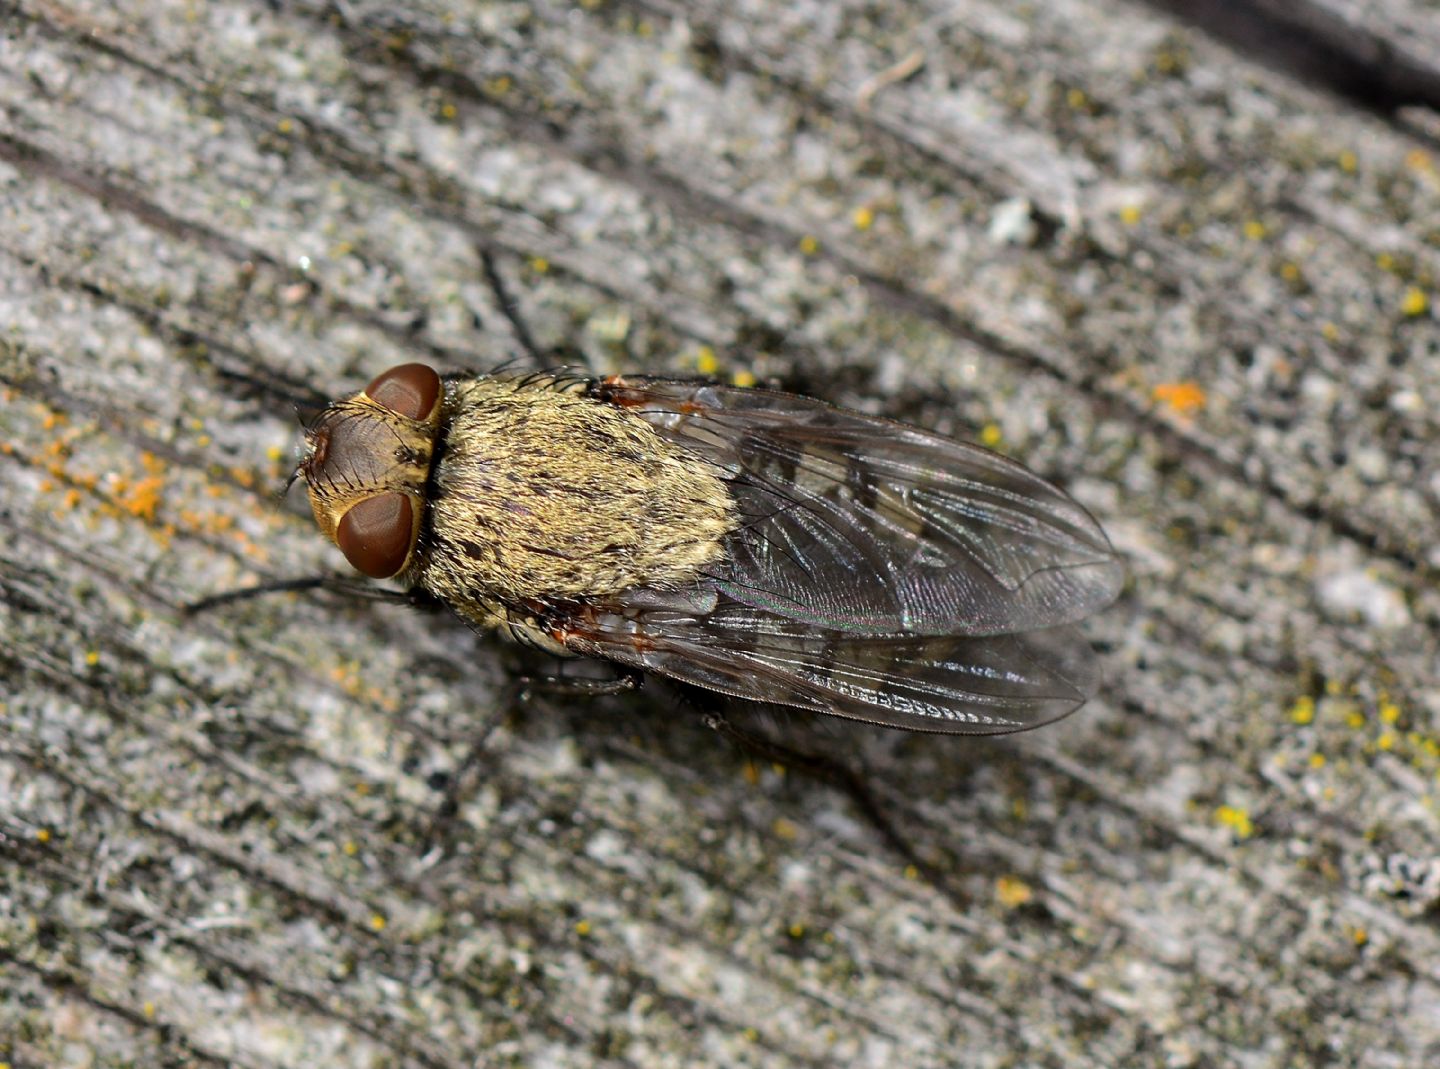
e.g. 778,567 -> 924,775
293,399 -> 329,429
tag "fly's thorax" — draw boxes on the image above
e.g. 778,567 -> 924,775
415,375 -> 737,609
299,363 -> 444,579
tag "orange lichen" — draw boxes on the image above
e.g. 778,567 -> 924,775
1152,381 -> 1207,416
118,475 -> 165,521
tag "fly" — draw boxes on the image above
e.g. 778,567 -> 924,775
294,362 -> 1123,734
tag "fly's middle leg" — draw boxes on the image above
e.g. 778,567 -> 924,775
700,710 -> 966,908
424,666 -> 644,847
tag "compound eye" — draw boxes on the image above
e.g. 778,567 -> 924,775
364,363 -> 441,420
336,492 -> 415,578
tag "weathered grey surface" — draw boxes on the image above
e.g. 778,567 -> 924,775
3,1 -> 1440,1066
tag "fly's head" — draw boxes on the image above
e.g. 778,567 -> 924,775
298,362 -> 444,580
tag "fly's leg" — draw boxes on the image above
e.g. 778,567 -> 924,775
425,667 -> 643,847
478,245 -> 549,371
185,577 -> 437,614
477,245 -> 601,374
186,576 -> 334,613
701,711 -> 961,905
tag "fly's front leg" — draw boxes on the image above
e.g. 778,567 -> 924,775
185,575 -> 430,613
477,245 -> 548,370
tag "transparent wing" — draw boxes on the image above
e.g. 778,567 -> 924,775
597,377 -> 1123,636
561,591 -> 1099,734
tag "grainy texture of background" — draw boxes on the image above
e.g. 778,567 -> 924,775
4,1 -> 1440,1067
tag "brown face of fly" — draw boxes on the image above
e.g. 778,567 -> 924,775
299,363 -> 444,579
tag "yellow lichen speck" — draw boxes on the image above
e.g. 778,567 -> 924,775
996,875 -> 1034,908
1215,805 -> 1255,839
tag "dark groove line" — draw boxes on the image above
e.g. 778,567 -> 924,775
0,132 -> 270,265
1,726 -> 607,1060
0,551 -> 476,840
1,842 -> 466,1069
623,0 -> 1081,247
4,753 -> 849,1069
427,738 -> 1072,1056
436,815 -> 1071,1068
522,777 -> 1077,1049
112,912 -> 467,1069
0,668 -> 1370,1069
0,351 -> 301,500
1138,0 -> 1440,114
1029,739 -> 1440,980
1,738 -> 380,935
583,916 -> 1026,1067
0,948 -> 266,1069
0,185 -> 467,408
